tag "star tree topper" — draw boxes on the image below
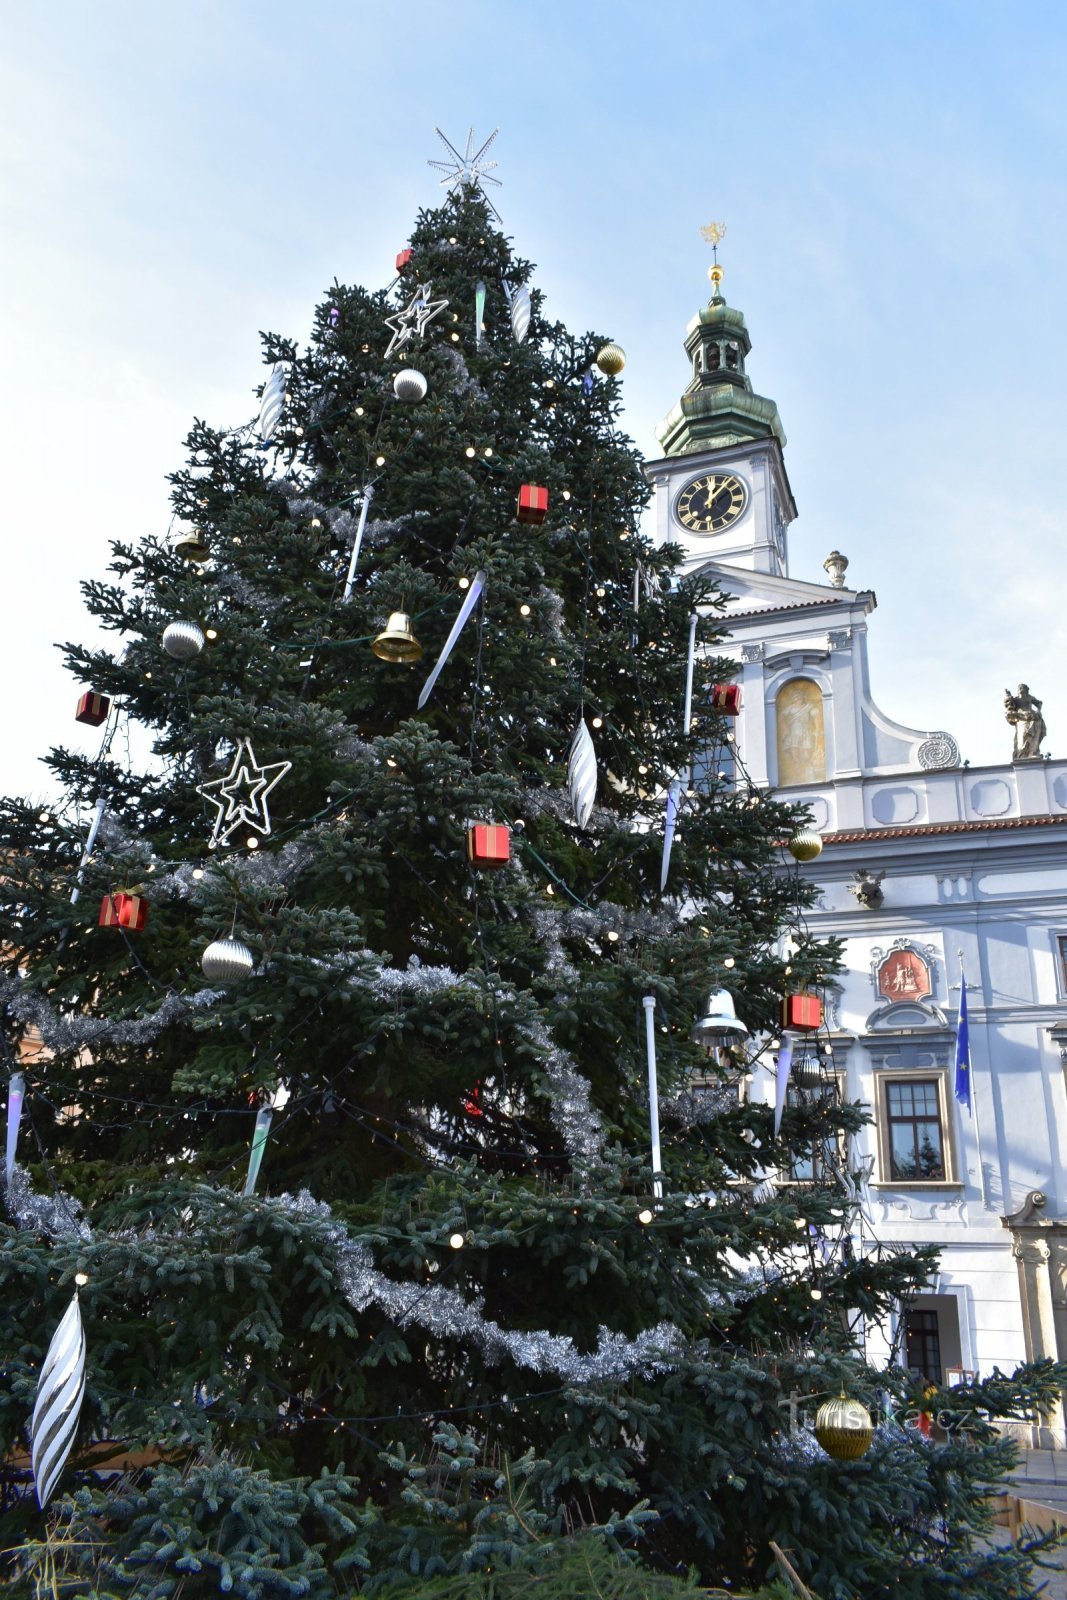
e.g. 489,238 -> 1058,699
428,126 -> 502,222
197,738 -> 292,848
384,281 -> 449,360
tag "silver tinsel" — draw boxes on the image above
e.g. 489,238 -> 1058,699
362,965 -> 604,1170
0,976 -> 216,1056
282,1191 -> 681,1382
4,1165 -> 90,1240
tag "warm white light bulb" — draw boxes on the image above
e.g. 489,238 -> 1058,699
449,1232 -> 465,1249
637,1209 -> 654,1225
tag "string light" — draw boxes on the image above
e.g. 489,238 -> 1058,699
449,1231 -> 465,1249
591,716 -> 603,728
205,629 -> 218,641
191,869 -> 204,880
723,956 -> 735,969
247,838 -> 259,851
519,604 -> 531,617
606,931 -> 619,943
637,1209 -> 654,1225
465,446 -> 476,458
458,577 -> 470,590
375,455 -> 386,467
483,447 -> 493,457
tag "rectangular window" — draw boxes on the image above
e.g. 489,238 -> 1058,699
693,737 -> 735,793
1057,935 -> 1067,993
885,1079 -> 946,1181
904,1308 -> 943,1385
785,1079 -> 838,1181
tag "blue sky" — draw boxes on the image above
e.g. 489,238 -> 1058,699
2,1 -> 1065,799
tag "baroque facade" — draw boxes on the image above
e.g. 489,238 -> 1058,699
645,271 -> 1067,1444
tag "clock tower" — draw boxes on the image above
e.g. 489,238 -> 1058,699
643,265 -> 795,577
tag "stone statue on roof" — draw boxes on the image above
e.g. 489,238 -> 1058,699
1004,684 -> 1047,761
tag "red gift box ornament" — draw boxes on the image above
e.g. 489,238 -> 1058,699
516,484 -> 549,525
467,824 -> 510,868
395,247 -> 413,274
98,892 -> 149,931
710,683 -> 742,716
781,993 -> 822,1032
75,691 -> 111,727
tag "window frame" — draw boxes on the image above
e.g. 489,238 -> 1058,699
1055,933 -> 1067,999
871,1069 -> 961,1189
776,1069 -> 846,1185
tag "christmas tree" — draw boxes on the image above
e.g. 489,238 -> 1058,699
1,156 -> 1064,1599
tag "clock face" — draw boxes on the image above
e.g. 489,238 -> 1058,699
675,472 -> 748,535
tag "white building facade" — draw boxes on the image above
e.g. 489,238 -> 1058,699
645,274 -> 1067,1443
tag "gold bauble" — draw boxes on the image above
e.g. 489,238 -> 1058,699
814,1395 -> 874,1461
372,612 -> 423,663
595,342 -> 626,376
788,829 -> 823,863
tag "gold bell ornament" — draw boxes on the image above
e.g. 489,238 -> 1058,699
372,612 -> 423,664
172,526 -> 210,562
814,1394 -> 874,1461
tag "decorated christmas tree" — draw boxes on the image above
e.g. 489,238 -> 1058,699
1,142 -> 1063,1599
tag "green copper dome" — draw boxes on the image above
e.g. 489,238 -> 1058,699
655,287 -> 786,458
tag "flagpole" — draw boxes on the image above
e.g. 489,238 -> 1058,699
957,950 -> 988,1208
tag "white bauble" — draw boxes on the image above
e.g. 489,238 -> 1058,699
162,621 -> 205,661
393,368 -> 428,403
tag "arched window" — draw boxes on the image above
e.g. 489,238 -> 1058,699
776,679 -> 825,786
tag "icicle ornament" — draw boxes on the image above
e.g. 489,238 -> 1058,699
5,1071 -> 25,1190
31,1278 -> 88,1508
568,719 -> 597,828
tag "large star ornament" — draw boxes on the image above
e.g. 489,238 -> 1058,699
383,281 -> 449,360
197,738 -> 292,848
428,126 -> 502,222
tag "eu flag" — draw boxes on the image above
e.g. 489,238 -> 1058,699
954,970 -> 972,1113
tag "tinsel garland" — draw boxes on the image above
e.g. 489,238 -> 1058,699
365,963 -> 604,1168
4,1169 -> 683,1387
287,1190 -> 682,1382
0,976 -> 218,1056
4,1165 -> 89,1240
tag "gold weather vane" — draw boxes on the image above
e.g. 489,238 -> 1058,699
700,220 -> 727,289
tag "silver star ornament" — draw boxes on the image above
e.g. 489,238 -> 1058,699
384,281 -> 449,360
197,737 -> 292,848
428,126 -> 502,221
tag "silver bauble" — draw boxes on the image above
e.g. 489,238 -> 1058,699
201,936 -> 255,983
162,621 -> 205,660
393,368 -> 428,403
